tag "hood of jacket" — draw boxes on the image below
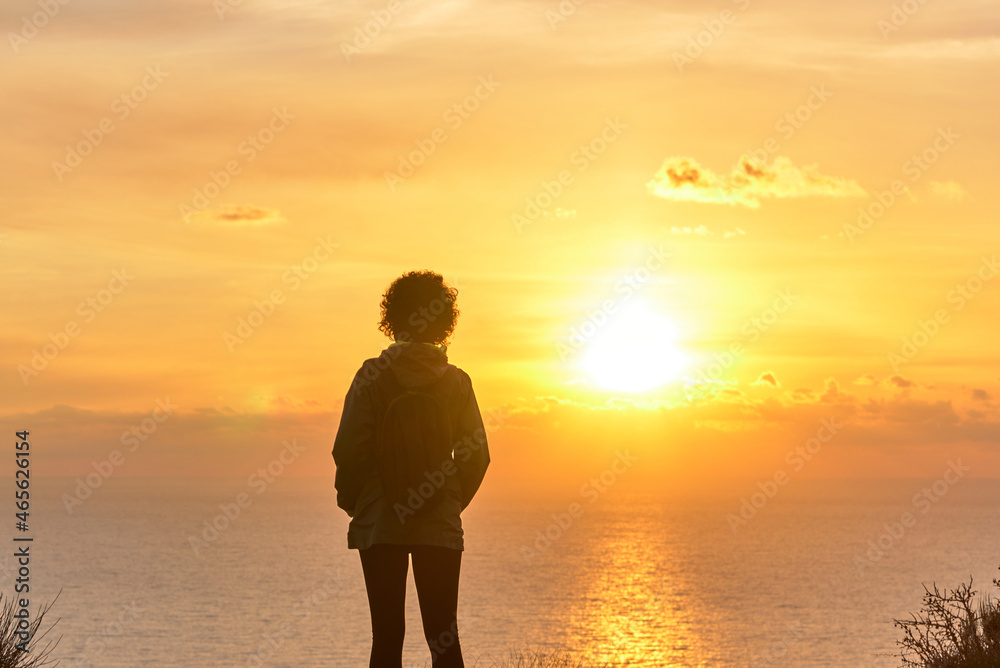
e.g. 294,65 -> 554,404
378,341 -> 450,389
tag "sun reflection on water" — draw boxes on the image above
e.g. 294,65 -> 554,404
560,506 -> 719,667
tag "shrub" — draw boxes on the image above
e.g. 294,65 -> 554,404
894,568 -> 1000,667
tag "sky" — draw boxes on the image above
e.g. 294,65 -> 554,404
2,0 -> 999,489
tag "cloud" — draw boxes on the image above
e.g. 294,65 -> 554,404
669,225 -> 710,235
8,372 -> 1000,482
853,373 -> 878,386
878,38 -> 1000,62
861,397 -> 961,427
753,371 -> 780,388
667,225 -> 746,238
972,389 -> 992,401
930,180 -> 968,202
647,155 -> 866,208
215,205 -> 287,225
193,205 -> 287,226
889,375 -> 915,389
504,376 -> 1000,451
0,404 -> 335,477
820,377 -> 848,403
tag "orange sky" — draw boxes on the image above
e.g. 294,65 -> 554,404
2,0 -> 999,486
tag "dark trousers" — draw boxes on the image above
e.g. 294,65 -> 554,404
358,543 -> 464,668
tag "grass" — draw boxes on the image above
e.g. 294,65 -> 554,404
472,648 -> 610,668
0,592 -> 60,668
894,567 -> 1000,667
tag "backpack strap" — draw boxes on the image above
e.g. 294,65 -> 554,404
373,368 -> 402,458
372,364 -> 403,404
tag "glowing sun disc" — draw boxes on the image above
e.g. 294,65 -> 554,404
580,302 -> 686,393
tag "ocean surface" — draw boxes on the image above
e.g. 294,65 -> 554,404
14,476 -> 1000,667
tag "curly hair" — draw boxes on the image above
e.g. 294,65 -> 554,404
378,271 -> 459,344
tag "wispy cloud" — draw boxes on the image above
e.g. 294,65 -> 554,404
194,205 -> 287,226
647,156 -> 866,208
931,180 -> 968,201
853,373 -> 878,386
667,225 -> 746,238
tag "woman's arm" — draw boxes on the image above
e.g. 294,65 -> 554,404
332,369 -> 377,516
453,374 -> 491,510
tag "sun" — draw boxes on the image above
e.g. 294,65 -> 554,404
580,301 -> 687,393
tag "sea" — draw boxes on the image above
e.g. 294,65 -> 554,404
14,475 -> 1000,667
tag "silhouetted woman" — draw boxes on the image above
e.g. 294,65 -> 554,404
333,271 -> 490,668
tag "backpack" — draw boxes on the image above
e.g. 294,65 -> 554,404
374,366 -> 456,521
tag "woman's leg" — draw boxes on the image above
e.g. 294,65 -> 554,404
410,546 -> 464,668
359,543 -> 410,668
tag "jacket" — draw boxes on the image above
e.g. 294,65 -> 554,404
332,341 -> 490,551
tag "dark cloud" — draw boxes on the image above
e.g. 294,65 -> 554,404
210,205 -> 286,226
889,375 -> 915,389
155,200 -> 288,226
